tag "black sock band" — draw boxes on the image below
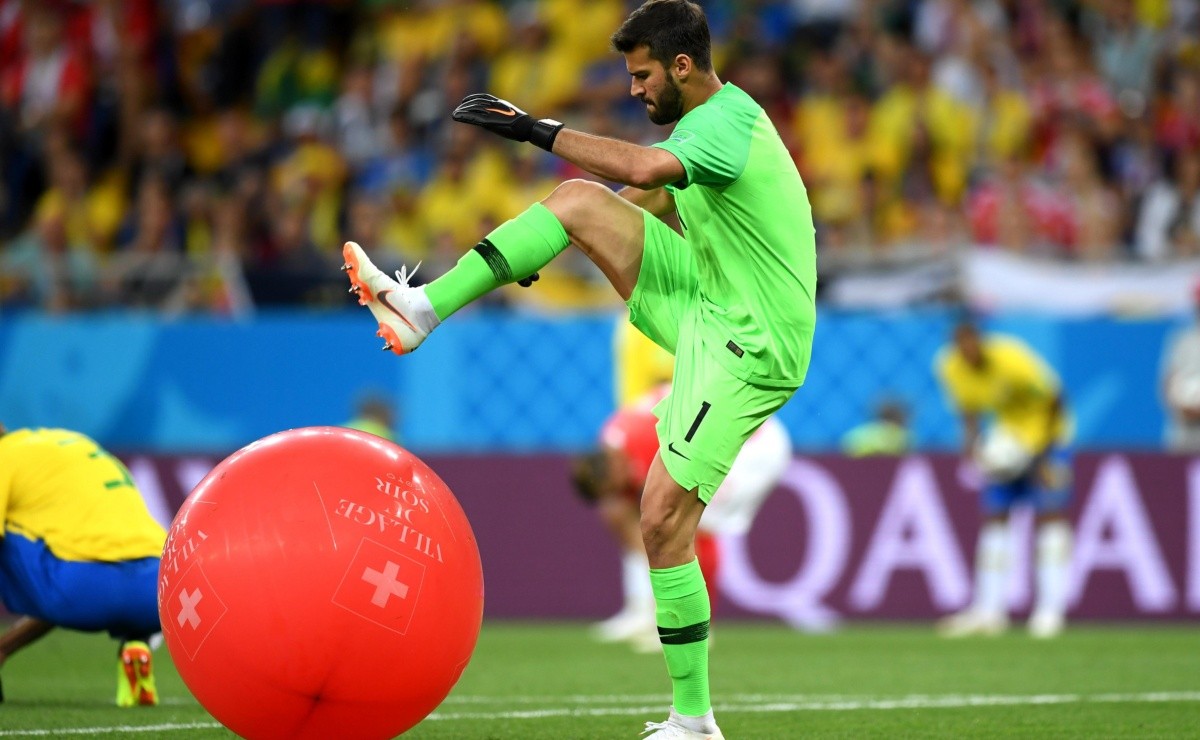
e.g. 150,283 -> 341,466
658,620 -> 710,645
472,239 -> 513,282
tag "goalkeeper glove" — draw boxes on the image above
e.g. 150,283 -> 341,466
451,94 -> 563,152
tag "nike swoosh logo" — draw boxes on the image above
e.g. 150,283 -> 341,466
667,443 -> 690,460
484,107 -> 516,117
377,290 -> 418,332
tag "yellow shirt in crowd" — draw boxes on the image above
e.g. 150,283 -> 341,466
0,428 -> 166,563
935,335 -> 1072,453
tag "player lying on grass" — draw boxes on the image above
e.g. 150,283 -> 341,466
341,1 -> 816,736
0,423 -> 162,706
572,384 -> 793,652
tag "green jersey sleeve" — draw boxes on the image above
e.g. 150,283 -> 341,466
652,94 -> 755,189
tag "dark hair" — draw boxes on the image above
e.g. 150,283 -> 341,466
611,0 -> 712,73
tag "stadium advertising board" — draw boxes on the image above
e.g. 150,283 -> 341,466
127,453 -> 1198,623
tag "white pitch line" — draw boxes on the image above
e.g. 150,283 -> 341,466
5,692 -> 1198,735
427,691 -> 1200,721
0,722 -> 223,737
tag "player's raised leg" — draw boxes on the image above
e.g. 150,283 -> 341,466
342,179 -> 646,354
541,179 -> 648,301
341,244 -> 441,355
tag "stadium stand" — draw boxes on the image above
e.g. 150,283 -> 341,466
1,0 -> 1198,314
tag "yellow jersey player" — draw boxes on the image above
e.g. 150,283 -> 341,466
0,424 -> 164,705
934,320 -> 1073,639
614,309 -> 675,407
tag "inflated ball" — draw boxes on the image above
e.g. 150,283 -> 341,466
159,427 -> 484,739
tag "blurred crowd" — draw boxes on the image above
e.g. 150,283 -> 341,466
1,0 -> 1199,314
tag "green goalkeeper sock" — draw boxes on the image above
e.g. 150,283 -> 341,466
424,202 -> 570,320
650,559 -> 711,717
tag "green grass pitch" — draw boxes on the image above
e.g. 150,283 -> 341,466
1,621 -> 1197,738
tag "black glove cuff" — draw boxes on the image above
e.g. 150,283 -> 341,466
529,119 -> 564,152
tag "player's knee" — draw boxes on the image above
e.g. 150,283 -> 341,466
548,178 -> 610,203
639,511 -> 687,563
544,179 -> 612,232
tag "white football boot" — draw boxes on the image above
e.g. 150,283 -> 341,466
936,609 -> 1010,638
641,708 -> 725,739
1027,610 -> 1065,639
629,624 -> 665,655
341,241 -> 437,355
592,600 -> 656,643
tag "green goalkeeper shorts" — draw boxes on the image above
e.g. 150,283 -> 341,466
627,211 -> 796,504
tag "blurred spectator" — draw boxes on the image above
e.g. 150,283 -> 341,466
1110,116 -> 1161,220
0,195 -> 100,312
33,144 -> 126,254
381,185 -> 431,268
1028,15 -> 1120,158
126,108 -> 192,199
271,105 -> 346,252
344,187 -> 431,279
106,175 -> 189,309
343,391 -> 398,442
1160,282 -> 1200,452
975,58 -> 1032,171
343,190 -> 388,256
968,155 -> 1072,254
208,107 -> 272,200
1156,69 -> 1200,154
194,191 -> 256,315
254,29 -> 338,119
841,397 -> 911,457
489,3 -> 583,115
497,148 -> 559,221
1,3 -> 89,234
333,62 -> 384,170
79,0 -> 157,169
354,104 -> 434,197
1055,128 -> 1123,260
794,51 -> 864,232
1083,0 -> 1162,118
866,42 -> 976,244
1134,148 -> 1200,261
245,198 -> 336,306
0,3 -> 89,138
4,0 -> 1200,316
416,128 -> 509,250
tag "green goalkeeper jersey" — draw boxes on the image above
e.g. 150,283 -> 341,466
653,83 -> 817,388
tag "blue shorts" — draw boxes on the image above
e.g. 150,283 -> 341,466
0,532 -> 161,640
981,446 -> 1073,517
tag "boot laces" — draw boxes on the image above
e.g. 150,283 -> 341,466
393,262 -> 421,288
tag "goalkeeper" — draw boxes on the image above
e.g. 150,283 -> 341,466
341,1 -> 816,736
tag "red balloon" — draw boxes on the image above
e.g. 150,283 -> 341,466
159,427 -> 484,739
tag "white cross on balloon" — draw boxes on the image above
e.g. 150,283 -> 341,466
178,588 -> 203,629
362,561 -> 410,608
